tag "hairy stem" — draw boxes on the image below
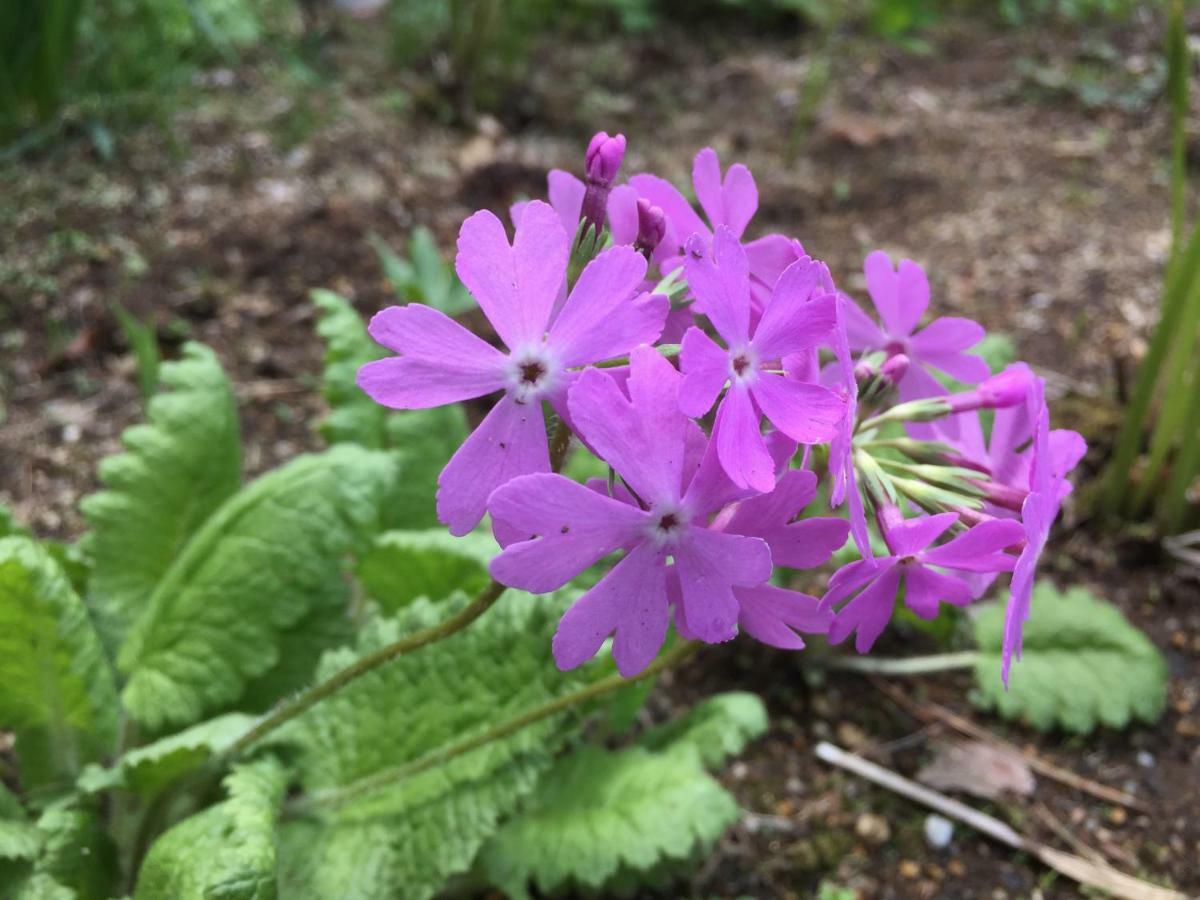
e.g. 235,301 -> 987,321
822,651 -> 979,675
287,640 -> 700,816
225,580 -> 507,757
226,421 -> 574,758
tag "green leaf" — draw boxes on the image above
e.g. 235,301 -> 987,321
477,742 -> 739,899
638,691 -> 768,769
311,289 -> 387,449
118,446 -> 396,731
81,342 -> 241,654
112,304 -> 161,401
384,405 -> 468,530
77,713 -> 255,798
972,583 -> 1168,733
275,591 -> 593,900
0,800 -> 40,865
135,756 -> 288,900
371,229 -> 473,316
28,798 -> 118,900
355,529 -> 492,613
0,538 -> 118,794
0,504 -> 30,539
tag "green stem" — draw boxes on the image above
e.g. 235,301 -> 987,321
287,641 -> 700,816
823,651 -> 979,675
225,580 -> 507,758
226,421 -> 575,758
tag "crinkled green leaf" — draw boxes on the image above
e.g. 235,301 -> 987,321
372,228 -> 474,316
135,757 -> 288,900
384,405 -> 468,530
275,591 -> 594,900
77,713 -> 255,797
638,691 -> 768,769
81,342 -> 241,653
972,583 -> 1168,733
355,529 -> 493,613
10,873 -> 75,899
118,446 -> 395,731
310,289 -> 467,529
477,742 -> 739,899
312,290 -> 388,449
28,798 -> 118,900
0,538 -> 118,794
113,304 -> 161,402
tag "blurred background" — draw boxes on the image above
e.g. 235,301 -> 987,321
1,1 -> 1198,896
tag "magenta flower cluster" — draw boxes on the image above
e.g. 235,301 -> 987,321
358,133 -> 1085,684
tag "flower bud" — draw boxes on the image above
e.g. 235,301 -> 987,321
879,353 -> 910,386
853,360 -> 877,385
585,132 -> 626,187
633,198 -> 666,257
946,363 -> 1034,414
581,132 -> 626,237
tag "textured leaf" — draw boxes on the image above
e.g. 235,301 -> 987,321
310,289 -> 467,529
312,289 -> 387,449
372,228 -> 474,316
0,505 -> 30,539
638,691 -> 768,769
0,788 -> 40,864
118,446 -> 395,731
113,303 -> 161,401
972,583 -> 1168,733
0,538 -> 118,793
135,757 -> 288,900
275,591 -> 593,900
77,713 -> 255,798
355,529 -> 493,613
384,405 -> 468,530
28,799 -> 118,900
81,342 -> 241,653
477,742 -> 739,899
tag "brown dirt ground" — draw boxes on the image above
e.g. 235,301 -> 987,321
1,8 -> 1198,899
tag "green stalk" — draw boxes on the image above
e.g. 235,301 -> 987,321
823,652 -> 979,675
1104,219 -> 1200,517
226,578 -> 508,758
287,640 -> 699,816
1167,0 -> 1188,254
1160,360 -> 1200,530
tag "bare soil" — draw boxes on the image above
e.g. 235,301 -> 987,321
1,9 -> 1197,898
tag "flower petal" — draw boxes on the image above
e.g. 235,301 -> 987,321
684,226 -> 751,347
840,295 -> 886,349
921,350 -> 991,384
884,512 -> 959,557
719,163 -> 758,238
488,473 -> 649,593
547,169 -> 585,236
678,326 -> 730,418
606,184 -> 640,246
922,519 -> 1024,572
903,565 -> 973,619
455,202 -> 567,350
714,385 -> 775,493
548,246 -> 660,367
552,542 -> 669,676
909,316 -> 986,356
752,273 -> 836,361
864,250 -> 905,337
893,258 -> 931,336
568,346 -> 687,506
744,233 -> 806,294
357,305 -> 508,409
436,394 -> 549,536
675,528 -> 771,643
751,372 -> 845,444
692,147 -> 725,230
737,584 -> 831,650
827,563 -> 902,653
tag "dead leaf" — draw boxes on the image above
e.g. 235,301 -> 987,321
818,113 -> 903,148
917,740 -> 1035,800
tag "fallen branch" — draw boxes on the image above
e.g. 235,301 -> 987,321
870,677 -> 1148,812
815,742 -> 1184,900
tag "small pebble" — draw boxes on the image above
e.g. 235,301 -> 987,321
855,812 -> 891,845
924,814 -> 955,849
1137,751 -> 1155,768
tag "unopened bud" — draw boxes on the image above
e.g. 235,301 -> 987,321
879,353 -> 909,386
946,363 -> 1033,414
581,131 -> 626,236
633,198 -> 666,257
853,360 -> 877,385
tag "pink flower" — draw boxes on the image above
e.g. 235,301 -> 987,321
1003,378 -> 1087,684
679,226 -> 845,492
487,346 -> 774,676
709,469 -> 848,649
357,201 -> 668,535
842,251 -> 989,427
822,511 -> 1024,653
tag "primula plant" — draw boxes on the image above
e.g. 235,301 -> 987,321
2,132 -> 1098,899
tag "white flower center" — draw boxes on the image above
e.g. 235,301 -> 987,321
505,346 -> 558,404
645,503 -> 688,547
728,345 -> 759,386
